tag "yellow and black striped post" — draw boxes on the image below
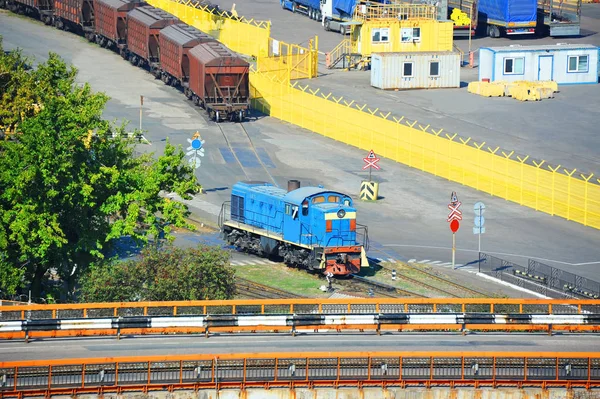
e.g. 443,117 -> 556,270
360,180 -> 379,201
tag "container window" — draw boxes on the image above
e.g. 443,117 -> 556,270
430,61 -> 440,76
503,57 -> 524,75
372,28 -> 389,43
401,27 -> 421,42
568,55 -> 588,73
403,62 -> 414,77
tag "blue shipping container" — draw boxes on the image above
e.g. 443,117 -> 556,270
478,0 -> 537,26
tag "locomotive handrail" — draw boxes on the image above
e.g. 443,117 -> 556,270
1,351 -> 599,395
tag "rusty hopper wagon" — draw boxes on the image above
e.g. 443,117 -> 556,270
188,41 -> 250,122
158,23 -> 216,88
93,0 -> 143,52
53,0 -> 95,38
125,5 -> 178,69
4,0 -> 53,23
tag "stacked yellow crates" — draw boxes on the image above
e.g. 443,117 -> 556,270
450,8 -> 471,26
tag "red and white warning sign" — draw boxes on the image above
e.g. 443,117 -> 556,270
362,150 -> 381,170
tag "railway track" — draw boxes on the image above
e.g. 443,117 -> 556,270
235,277 -> 305,299
337,275 -> 425,298
215,121 -> 278,186
377,261 -> 489,298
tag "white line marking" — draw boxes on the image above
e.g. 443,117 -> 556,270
264,260 -> 278,264
387,258 -> 397,263
438,262 -> 452,266
381,244 -> 600,266
417,259 -> 431,263
239,261 -> 257,265
230,261 -> 244,266
252,260 -> 267,265
376,258 -> 384,262
428,261 -> 442,264
408,259 -> 416,263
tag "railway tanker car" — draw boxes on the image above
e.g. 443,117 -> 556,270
93,0 -> 143,52
125,5 -> 178,70
219,181 -> 369,276
158,23 -> 216,88
188,41 -> 249,122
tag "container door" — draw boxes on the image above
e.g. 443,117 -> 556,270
538,55 -> 553,81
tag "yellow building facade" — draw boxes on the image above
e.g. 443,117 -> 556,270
351,19 -> 454,56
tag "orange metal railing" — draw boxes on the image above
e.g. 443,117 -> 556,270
0,351 -> 598,395
2,298 -> 599,317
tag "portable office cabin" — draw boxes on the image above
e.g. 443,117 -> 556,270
371,51 -> 461,89
350,19 -> 454,56
479,44 -> 599,85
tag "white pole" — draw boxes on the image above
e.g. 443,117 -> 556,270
139,95 -> 143,133
452,232 -> 456,269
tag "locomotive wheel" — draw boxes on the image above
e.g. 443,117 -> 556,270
238,110 -> 244,122
215,111 -> 220,122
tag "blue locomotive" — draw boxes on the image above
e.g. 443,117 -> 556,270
219,180 -> 369,276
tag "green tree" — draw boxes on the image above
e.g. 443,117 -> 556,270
0,42 -> 200,299
80,245 -> 236,302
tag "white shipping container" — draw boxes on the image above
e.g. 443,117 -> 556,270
370,51 -> 461,90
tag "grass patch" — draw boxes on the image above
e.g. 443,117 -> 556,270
233,264 -> 330,298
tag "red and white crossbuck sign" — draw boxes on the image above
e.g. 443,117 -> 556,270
363,150 -> 381,170
447,201 -> 463,222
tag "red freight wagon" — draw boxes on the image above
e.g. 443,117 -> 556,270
53,0 -> 94,37
4,0 -> 53,24
188,41 -> 249,122
126,5 -> 178,69
93,0 -> 142,51
158,23 -> 216,88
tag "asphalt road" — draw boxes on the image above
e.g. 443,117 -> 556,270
1,12 -> 599,286
1,334 -> 597,361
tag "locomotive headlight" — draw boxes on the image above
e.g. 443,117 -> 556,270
337,209 -> 346,219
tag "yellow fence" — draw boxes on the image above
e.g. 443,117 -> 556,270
250,70 -> 600,229
256,37 -> 319,80
145,0 -> 271,58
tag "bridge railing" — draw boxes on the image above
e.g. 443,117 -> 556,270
1,299 -> 599,341
0,351 -> 598,395
2,298 -> 599,319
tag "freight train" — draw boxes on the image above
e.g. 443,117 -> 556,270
1,0 -> 249,122
219,180 -> 370,277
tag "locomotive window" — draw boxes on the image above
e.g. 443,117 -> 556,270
328,195 -> 340,203
312,196 -> 325,204
302,200 -> 309,216
285,204 -> 291,215
292,205 -> 299,220
344,199 -> 351,206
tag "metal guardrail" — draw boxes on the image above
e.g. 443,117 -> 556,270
1,299 -> 599,341
0,352 -> 599,395
479,253 -> 600,299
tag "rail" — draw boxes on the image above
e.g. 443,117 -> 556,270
0,351 -> 599,395
353,1 -> 437,21
1,299 -> 598,340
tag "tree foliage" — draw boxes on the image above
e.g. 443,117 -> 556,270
80,245 -> 235,302
0,40 -> 201,299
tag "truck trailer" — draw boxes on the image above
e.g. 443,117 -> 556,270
447,0 -> 477,37
478,0 -> 537,37
537,0 -> 581,37
281,0 -> 323,21
321,0 -> 391,34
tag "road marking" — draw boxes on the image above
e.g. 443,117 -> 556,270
438,262 -> 452,266
408,259 -> 416,263
417,259 -> 431,263
252,260 -> 267,265
264,260 -> 278,264
428,261 -> 442,264
230,261 -> 245,266
387,258 -> 397,263
381,244 -> 600,266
